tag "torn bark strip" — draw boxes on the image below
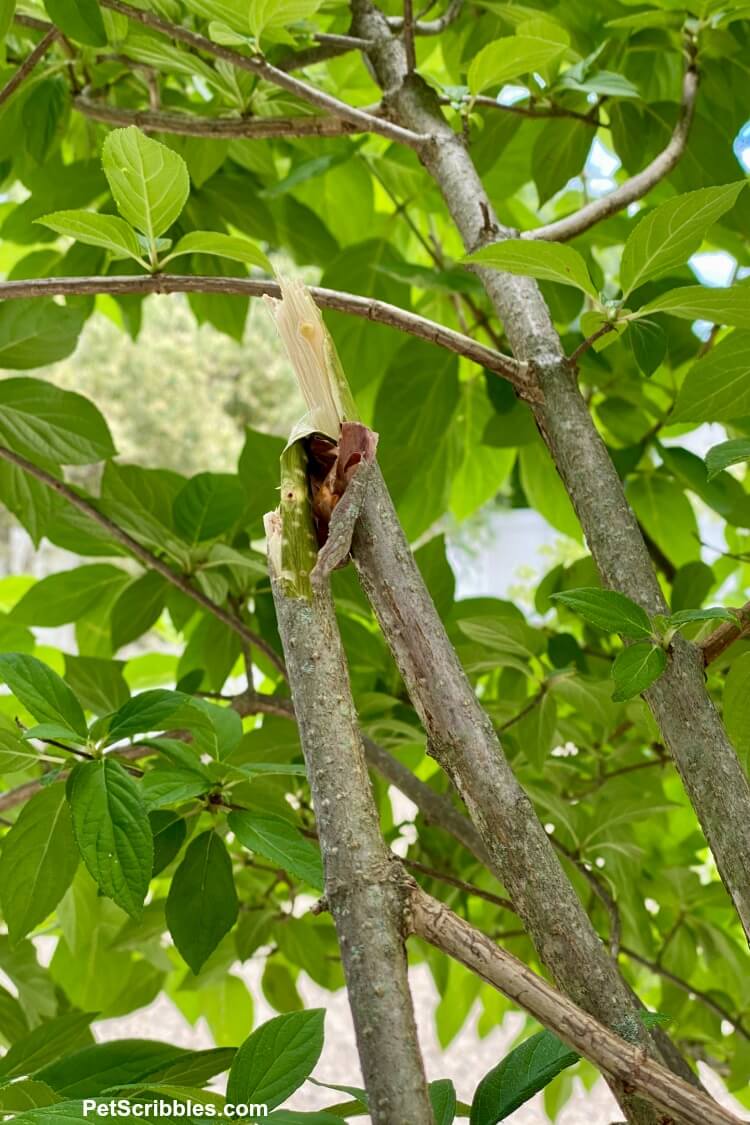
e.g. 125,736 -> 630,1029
265,480 -> 433,1125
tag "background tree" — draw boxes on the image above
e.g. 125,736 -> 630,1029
0,1 -> 749,1123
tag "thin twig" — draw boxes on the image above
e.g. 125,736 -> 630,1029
622,947 -> 750,1042
568,322 -> 615,367
0,446 -> 287,677
402,857 -> 514,912
95,0 -> 427,150
0,275 -> 524,389
0,26 -> 59,108
388,0 -> 463,35
527,59 -> 699,243
440,93 -> 599,125
402,0 -> 416,73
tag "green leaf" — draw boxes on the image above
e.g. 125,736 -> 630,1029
532,117 -> 593,207
67,758 -> 153,918
620,183 -> 746,297
0,1080 -> 61,1113
103,689 -> 195,745
551,588 -> 653,638
519,439 -> 581,541
636,280 -> 750,327
248,0 -> 323,41
724,652 -> 750,763
0,1012 -> 94,1080
667,607 -> 735,627
0,653 -> 87,737
228,811 -> 324,891
515,692 -> 557,770
627,318 -> 666,377
705,439 -> 750,480
163,231 -> 271,272
110,572 -> 168,651
63,655 -> 130,717
102,127 -> 190,242
165,830 -> 238,974
37,211 -> 145,264
465,240 -> 596,299
430,1078 -> 457,1125
0,303 -> 84,370
0,717 -> 46,774
672,331 -> 750,424
43,0 -> 106,45
172,473 -> 245,543
226,1010 -> 325,1111
23,78 -> 67,165
35,1041 -> 189,1097
0,378 -> 115,464
0,784 -> 78,943
468,35 -> 567,94
12,566 -> 128,627
150,810 -> 187,877
611,642 -> 667,702
470,1029 -> 579,1124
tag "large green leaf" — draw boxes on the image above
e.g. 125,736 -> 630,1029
611,642 -> 667,702
705,439 -> 750,480
468,35 -> 567,94
12,566 -> 128,627
102,128 -> 190,243
0,379 -> 115,464
551,588 -> 653,638
620,183 -> 746,297
470,1029 -> 579,1124
172,473 -> 245,543
228,811 -> 324,890
466,240 -> 596,298
672,331 -> 750,423
37,212 -> 145,264
163,231 -> 270,271
0,303 -> 84,370
43,0 -> 106,45
0,653 -> 88,738
226,1010 -> 325,1111
0,1012 -> 95,1081
67,758 -> 153,918
110,572 -> 168,650
637,280 -> 750,327
724,653 -> 750,763
0,784 -> 78,943
165,830 -> 238,974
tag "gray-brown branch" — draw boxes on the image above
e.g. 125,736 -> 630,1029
267,520 -> 434,1125
410,887 -> 743,1125
0,275 -> 524,390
